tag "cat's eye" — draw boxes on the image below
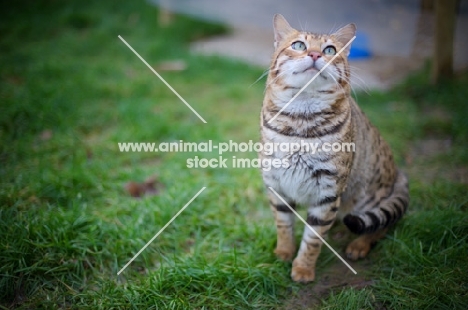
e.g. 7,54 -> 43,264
291,41 -> 306,51
323,46 -> 337,56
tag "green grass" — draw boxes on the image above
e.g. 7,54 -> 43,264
1,0 -> 467,309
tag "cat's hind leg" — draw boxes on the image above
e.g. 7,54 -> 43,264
345,228 -> 388,260
344,170 -> 409,260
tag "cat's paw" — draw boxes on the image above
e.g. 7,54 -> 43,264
291,265 -> 315,283
274,247 -> 296,261
345,237 -> 371,261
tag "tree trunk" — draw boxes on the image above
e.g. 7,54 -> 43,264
431,0 -> 457,83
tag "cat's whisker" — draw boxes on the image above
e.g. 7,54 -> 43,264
324,68 -> 346,94
328,23 -> 339,36
350,82 -> 359,102
343,71 -> 370,95
349,66 -> 368,90
249,68 -> 270,88
329,65 -> 370,94
328,73 -> 347,95
266,67 -> 297,87
343,77 -> 366,99
298,17 -> 305,32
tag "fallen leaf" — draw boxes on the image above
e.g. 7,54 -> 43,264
125,176 -> 162,198
39,129 -> 53,141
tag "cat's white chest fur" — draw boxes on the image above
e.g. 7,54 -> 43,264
261,131 -> 339,206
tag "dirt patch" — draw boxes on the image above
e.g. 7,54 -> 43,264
282,224 -> 377,309
283,262 -> 375,309
405,136 -> 468,185
409,138 -> 452,159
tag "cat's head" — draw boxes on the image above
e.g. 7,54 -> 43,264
269,14 -> 356,92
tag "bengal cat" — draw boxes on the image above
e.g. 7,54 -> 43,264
260,14 -> 409,283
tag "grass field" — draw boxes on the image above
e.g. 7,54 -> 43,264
1,0 -> 467,309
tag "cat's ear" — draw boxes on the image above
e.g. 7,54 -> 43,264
273,14 -> 294,49
332,23 -> 356,55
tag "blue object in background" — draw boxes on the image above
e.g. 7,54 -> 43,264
348,31 -> 372,60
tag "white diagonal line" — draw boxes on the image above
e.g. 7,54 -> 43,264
117,186 -> 206,275
118,35 -> 207,124
268,36 -> 356,123
268,187 -> 357,275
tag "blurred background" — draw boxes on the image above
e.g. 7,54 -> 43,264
154,0 -> 468,89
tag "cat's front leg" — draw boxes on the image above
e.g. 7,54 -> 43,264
291,199 -> 338,282
268,191 -> 297,261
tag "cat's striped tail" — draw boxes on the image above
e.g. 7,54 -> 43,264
343,170 -> 409,234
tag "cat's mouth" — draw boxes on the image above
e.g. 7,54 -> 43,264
293,66 -> 317,75
300,64 -> 319,74
300,64 -> 329,81
293,63 -> 325,76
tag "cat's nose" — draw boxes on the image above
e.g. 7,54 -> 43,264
309,51 -> 321,61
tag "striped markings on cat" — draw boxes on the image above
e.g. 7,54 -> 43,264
117,187 -> 206,275
268,187 -> 357,275
118,35 -> 207,123
268,36 -> 356,124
